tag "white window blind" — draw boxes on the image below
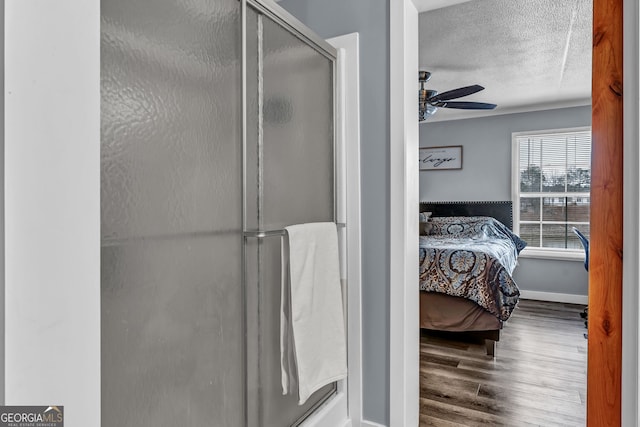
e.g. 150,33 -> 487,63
513,128 -> 591,252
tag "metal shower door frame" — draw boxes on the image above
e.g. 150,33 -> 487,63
240,1 -> 341,425
241,0 -> 338,231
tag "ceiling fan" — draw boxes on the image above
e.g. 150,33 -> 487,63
419,71 -> 497,122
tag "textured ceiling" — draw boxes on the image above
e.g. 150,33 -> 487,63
418,0 -> 592,122
414,0 -> 475,13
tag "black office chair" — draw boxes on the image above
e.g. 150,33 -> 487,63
572,227 -> 589,272
572,227 -> 589,338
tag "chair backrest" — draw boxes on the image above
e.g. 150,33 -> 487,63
572,227 -> 589,271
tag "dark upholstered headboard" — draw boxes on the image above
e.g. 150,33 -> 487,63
420,201 -> 513,230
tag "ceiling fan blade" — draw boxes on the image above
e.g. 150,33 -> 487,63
428,85 -> 485,102
432,101 -> 497,110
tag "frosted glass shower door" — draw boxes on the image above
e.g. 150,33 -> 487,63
100,0 -> 243,426
101,0 -> 341,424
244,4 -> 340,427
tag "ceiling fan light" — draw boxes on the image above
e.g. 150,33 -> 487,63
419,103 -> 438,122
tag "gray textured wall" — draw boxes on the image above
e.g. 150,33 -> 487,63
420,106 -> 591,296
276,1 -> 390,423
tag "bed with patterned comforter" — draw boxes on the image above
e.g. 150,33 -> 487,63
419,216 -> 527,321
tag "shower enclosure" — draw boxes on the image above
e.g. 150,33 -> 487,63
101,0 -> 342,425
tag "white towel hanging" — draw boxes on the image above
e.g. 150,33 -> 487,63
280,222 -> 347,405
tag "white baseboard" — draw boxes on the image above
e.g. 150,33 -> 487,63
519,290 -> 588,305
361,420 -> 387,427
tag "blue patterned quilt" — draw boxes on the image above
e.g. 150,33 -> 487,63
419,216 -> 526,321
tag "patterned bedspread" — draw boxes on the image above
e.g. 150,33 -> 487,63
419,216 -> 526,321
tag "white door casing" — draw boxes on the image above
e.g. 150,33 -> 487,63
389,1 -> 420,426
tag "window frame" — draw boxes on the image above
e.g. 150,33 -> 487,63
511,126 -> 591,261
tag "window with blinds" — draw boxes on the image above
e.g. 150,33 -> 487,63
512,127 -> 591,254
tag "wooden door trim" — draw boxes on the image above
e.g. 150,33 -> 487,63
588,0 -> 624,425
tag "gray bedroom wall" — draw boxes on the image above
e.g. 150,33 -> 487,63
420,105 -> 591,297
276,1 -> 390,424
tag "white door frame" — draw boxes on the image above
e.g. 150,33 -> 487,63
4,1 -> 101,425
389,1 -> 420,426
302,32 -> 362,427
389,1 -> 640,426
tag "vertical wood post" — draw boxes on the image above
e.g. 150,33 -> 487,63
589,0 -> 623,425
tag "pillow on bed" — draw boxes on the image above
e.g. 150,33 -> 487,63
507,229 -> 528,254
428,216 -> 484,236
429,216 -> 528,253
419,212 -> 433,235
480,217 -> 528,253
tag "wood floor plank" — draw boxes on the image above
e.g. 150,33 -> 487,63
420,397 -> 506,426
419,413 -> 467,427
420,299 -> 586,426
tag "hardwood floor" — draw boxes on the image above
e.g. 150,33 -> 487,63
420,299 -> 587,427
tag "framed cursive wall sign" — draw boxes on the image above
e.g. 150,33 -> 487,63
419,145 -> 463,171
